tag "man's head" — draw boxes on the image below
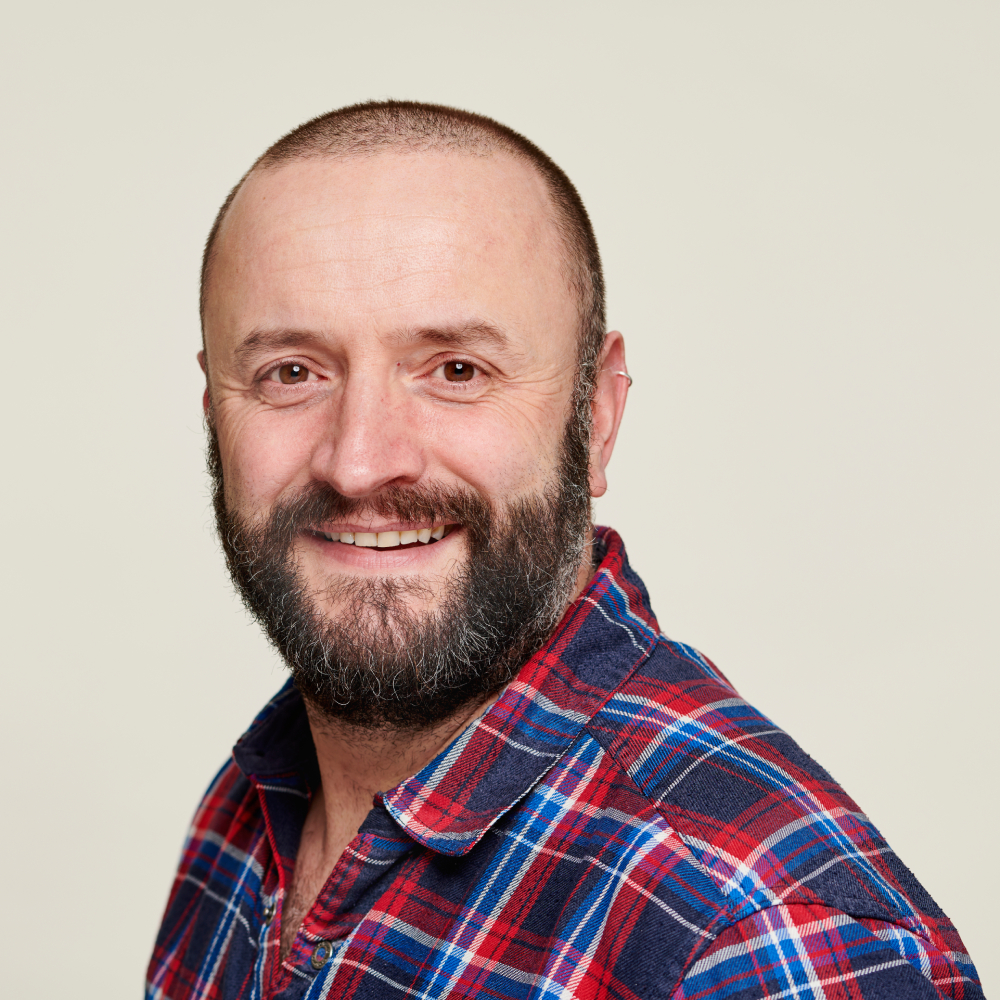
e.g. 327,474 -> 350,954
200,101 -> 628,729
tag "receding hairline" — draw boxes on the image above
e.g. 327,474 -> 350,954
204,143 -> 574,316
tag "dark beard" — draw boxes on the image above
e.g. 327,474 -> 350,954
208,419 -> 592,730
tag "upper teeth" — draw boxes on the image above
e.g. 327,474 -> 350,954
323,525 -> 447,547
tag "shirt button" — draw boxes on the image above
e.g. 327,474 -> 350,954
310,940 -> 333,971
261,901 -> 275,925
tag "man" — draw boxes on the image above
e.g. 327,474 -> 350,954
148,101 -> 981,999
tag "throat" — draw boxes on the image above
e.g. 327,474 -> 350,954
277,694 -> 502,960
279,786 -> 366,962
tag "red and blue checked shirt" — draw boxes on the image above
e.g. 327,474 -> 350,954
148,527 -> 982,999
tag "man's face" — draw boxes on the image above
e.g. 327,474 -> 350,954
203,151 -> 595,726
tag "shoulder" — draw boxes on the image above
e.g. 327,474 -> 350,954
166,682 -> 299,901
184,755 -> 260,862
674,902 -> 984,999
147,755 -> 265,998
585,638 -> 965,956
158,753 -> 263,928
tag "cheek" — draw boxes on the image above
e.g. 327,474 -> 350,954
220,411 -> 320,511
424,398 -> 564,497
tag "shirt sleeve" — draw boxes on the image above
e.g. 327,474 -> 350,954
670,903 -> 983,999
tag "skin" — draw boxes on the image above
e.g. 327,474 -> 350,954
201,150 -> 629,962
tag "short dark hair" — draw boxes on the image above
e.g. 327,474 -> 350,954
200,101 -> 607,404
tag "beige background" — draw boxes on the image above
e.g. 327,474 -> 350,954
1,2 -> 996,995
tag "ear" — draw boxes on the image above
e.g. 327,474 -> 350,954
588,331 -> 629,499
197,350 -> 210,415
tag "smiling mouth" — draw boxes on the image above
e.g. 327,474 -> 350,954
312,524 -> 452,549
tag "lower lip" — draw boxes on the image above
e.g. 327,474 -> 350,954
302,528 -> 462,569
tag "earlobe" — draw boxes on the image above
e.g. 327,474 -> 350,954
589,466 -> 608,499
588,415 -> 611,498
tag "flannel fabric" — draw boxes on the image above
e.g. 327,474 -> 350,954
148,527 -> 982,999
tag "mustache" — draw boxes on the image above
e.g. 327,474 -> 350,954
264,480 -> 498,547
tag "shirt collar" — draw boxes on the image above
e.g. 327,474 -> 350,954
232,680 -> 316,786
383,526 -> 660,855
231,526 -> 660,857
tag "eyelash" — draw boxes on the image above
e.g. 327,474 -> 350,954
257,356 -> 490,390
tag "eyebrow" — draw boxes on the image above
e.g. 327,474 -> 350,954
394,321 -> 511,352
233,329 -> 331,369
233,321 -> 512,370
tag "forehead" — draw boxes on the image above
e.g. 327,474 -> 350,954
204,151 -> 578,356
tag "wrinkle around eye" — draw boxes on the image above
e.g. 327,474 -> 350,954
425,367 -> 488,396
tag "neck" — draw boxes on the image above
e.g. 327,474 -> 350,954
299,695 -> 496,884
277,695 -> 496,960
303,694 -> 497,817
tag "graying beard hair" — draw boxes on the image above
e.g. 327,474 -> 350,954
209,411 -> 592,730
289,500 -> 584,713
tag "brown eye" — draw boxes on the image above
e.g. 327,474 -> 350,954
276,363 -> 309,384
444,361 -> 475,382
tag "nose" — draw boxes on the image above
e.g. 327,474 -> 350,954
309,374 -> 426,498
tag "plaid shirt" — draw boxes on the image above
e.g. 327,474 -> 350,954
148,527 -> 982,999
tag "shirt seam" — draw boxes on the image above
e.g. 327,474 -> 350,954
669,902 -> 977,998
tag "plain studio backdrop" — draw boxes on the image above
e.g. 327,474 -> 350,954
1,2 -> 996,995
